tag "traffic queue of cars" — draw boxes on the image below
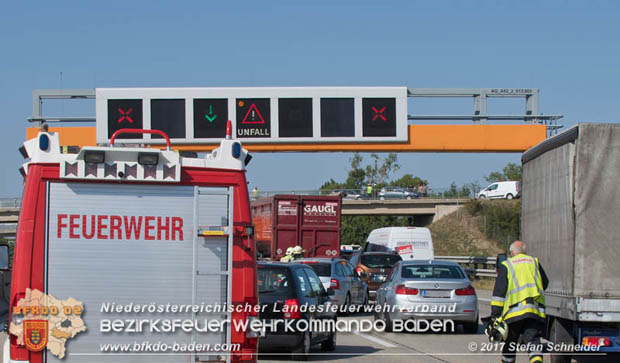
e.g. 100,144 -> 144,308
257,227 -> 480,359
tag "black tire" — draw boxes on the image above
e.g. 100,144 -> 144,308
380,196 -> 385,200
340,293 -> 351,316
406,195 -> 412,200
291,331 -> 311,361
321,325 -> 337,351
384,311 -> 394,332
462,315 -> 479,334
362,290 -> 369,306
506,193 -> 514,200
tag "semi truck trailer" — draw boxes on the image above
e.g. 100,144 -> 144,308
251,195 -> 341,260
521,123 -> 620,361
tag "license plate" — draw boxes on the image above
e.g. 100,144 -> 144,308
371,274 -> 386,282
422,290 -> 451,298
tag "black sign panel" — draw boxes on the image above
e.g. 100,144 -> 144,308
236,98 -> 270,138
279,98 -> 313,137
321,98 -> 354,137
151,99 -> 185,139
194,99 -> 228,139
363,98 -> 396,137
107,99 -> 143,139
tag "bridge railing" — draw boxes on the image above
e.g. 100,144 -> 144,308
0,198 -> 21,208
435,255 -> 497,278
251,188 -> 474,200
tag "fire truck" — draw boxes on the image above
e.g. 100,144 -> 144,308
6,125 -> 258,362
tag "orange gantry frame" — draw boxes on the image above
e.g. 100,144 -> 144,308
26,124 -> 546,153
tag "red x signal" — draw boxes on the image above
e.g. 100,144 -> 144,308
372,106 -> 386,121
117,108 -> 134,124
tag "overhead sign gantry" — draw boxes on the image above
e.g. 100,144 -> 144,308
26,87 -> 562,152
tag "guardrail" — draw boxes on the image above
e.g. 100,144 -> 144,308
435,255 -> 497,278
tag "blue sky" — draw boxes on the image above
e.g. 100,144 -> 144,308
1,1 -> 619,197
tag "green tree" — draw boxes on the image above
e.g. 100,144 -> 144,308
365,153 -> 399,186
391,174 -> 426,189
485,162 -> 522,183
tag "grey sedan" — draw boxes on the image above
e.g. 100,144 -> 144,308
375,260 -> 478,333
295,258 -> 369,312
378,187 -> 418,200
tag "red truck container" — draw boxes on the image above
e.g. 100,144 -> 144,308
251,195 -> 341,259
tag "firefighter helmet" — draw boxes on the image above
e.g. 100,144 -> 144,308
485,319 -> 508,342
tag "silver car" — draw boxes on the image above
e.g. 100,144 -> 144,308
296,258 -> 369,311
375,260 -> 478,333
378,187 -> 418,200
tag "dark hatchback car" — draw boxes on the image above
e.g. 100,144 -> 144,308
258,262 -> 337,360
354,252 -> 403,300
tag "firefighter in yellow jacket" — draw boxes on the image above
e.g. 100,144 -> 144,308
490,240 -> 549,363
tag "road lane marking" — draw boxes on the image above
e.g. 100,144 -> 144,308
353,331 -> 397,348
478,298 -> 491,302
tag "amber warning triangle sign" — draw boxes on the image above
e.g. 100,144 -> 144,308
242,103 -> 265,124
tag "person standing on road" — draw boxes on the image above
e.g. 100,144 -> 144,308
280,247 -> 295,262
490,240 -> 549,363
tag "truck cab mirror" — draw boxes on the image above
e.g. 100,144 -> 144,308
0,245 -> 9,271
496,253 -> 507,272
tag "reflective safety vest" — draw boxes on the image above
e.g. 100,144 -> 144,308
496,254 -> 546,323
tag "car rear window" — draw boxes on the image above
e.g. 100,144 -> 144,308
401,265 -> 465,279
360,254 -> 402,268
257,266 -> 293,297
301,262 -> 332,277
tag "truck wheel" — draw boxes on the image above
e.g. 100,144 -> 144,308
321,326 -> 336,351
292,332 -> 311,361
406,196 -> 412,200
506,193 -> 514,200
549,318 -> 573,363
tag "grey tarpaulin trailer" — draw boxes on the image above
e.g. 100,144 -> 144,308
521,123 -> 620,359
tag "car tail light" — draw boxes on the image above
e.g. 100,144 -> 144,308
582,337 -> 611,347
244,296 -> 260,339
395,284 -> 418,295
330,278 -> 340,289
10,292 -> 29,360
283,299 -> 302,319
455,286 -> 476,296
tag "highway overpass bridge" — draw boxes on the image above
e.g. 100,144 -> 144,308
0,198 -> 469,238
342,198 -> 469,225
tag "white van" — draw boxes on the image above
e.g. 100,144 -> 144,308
365,227 -> 434,261
477,181 -> 520,200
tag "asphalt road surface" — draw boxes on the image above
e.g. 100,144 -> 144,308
259,290 -> 616,363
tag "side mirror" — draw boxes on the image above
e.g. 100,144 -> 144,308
496,253 -> 507,272
326,288 -> 335,296
0,245 -> 9,271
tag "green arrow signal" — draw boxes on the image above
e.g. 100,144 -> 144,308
205,105 -> 217,123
